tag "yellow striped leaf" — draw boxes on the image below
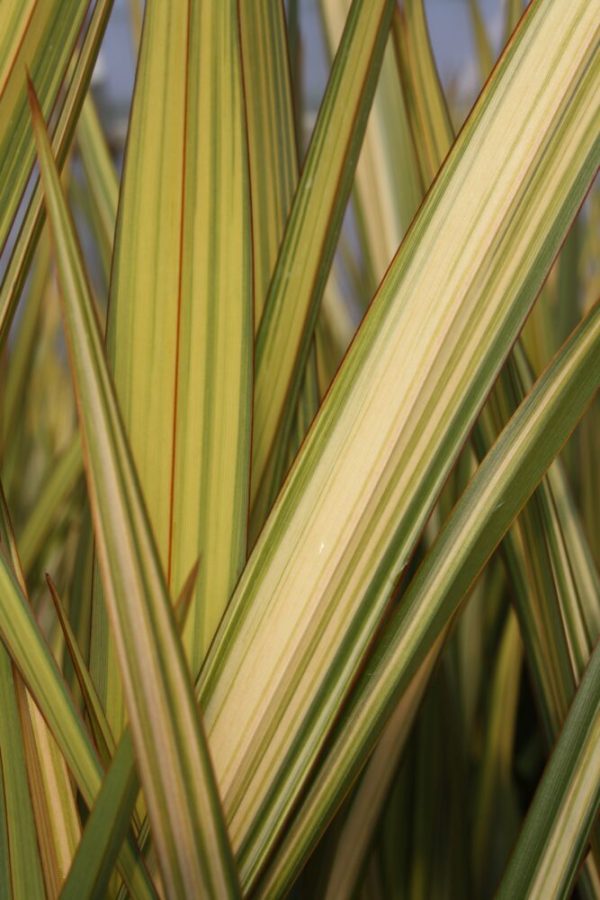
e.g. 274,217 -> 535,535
0,485 -> 81,896
259,296 -> 600,896
320,0 -> 422,285
101,0 -> 252,701
0,0 -> 114,344
0,652 -> 46,900
76,96 -> 119,281
466,0 -> 494,82
0,491 -> 155,898
401,0 -> 599,808
30,78 -> 241,898
323,635 -> 445,900
251,0 -> 395,516
196,0 -> 599,886
239,0 -> 298,326
60,729 -> 139,900
0,0 -> 89,250
497,641 -> 600,899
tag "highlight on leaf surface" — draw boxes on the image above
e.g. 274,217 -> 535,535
28,78 -> 240,899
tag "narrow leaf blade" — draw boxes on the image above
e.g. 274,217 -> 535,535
260,296 -> 600,896
30,80 -> 241,899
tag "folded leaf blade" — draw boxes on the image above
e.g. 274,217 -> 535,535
29,82 -> 241,898
105,0 -> 252,687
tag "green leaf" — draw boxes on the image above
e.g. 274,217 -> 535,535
466,0 -> 494,82
1,232 -> 50,454
400,0 -> 599,790
472,611 -> 522,894
46,576 -> 115,770
18,438 -> 82,575
60,730 -> 139,900
197,0 -> 599,886
510,346 -> 599,670
239,0 -> 298,326
0,0 -> 114,344
102,0 -> 252,699
0,485 -> 81,895
0,524 -> 155,898
497,641 -> 600,899
323,634 -> 445,900
476,347 -> 600,884
239,0 -> 322,522
56,554 -> 202,894
393,0 -> 453,191
474,349 -> 598,746
258,296 -> 600,897
0,2 -> 36,90
76,96 -> 119,280
475,411 -> 600,892
250,0 -> 396,518
0,763 -> 9,900
505,0 -> 524,42
0,0 -> 89,251
0,652 -> 46,900
320,0 -> 422,286
29,78 -> 241,899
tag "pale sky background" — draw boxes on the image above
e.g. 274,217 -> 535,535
93,0 -> 510,142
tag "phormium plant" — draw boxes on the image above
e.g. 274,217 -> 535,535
0,0 -> 598,897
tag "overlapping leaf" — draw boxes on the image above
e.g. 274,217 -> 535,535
97,0 -> 252,709
0,0 -> 114,342
251,0 -> 396,518
196,0 -> 599,886
260,297 -> 600,896
498,641 -> 600,899
0,493 -> 154,898
30,82 -> 240,897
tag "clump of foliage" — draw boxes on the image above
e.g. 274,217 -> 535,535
0,0 -> 598,897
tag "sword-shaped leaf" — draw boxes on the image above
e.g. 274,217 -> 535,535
60,729 -> 139,900
0,652 -> 46,900
0,0 -> 114,343
76,96 -> 119,281
0,500 -> 155,898
497,641 -> 600,900
0,0 -> 89,250
101,0 -> 252,700
259,296 -> 600,897
251,0 -> 396,516
196,0 -> 599,886
29,82 -> 241,898
0,485 -> 80,896
239,0 -> 298,327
